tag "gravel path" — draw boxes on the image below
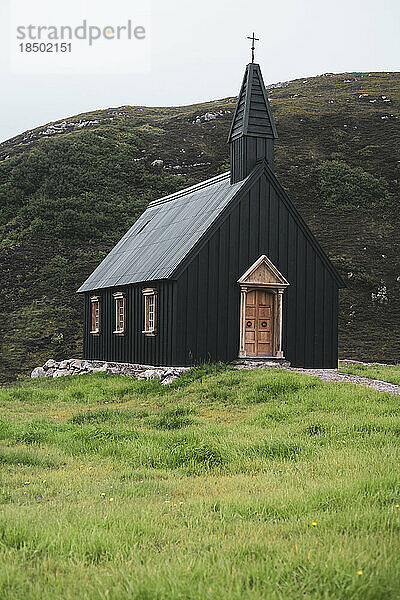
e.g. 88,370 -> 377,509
288,368 -> 400,396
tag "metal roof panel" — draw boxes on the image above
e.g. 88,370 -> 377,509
77,172 -> 247,292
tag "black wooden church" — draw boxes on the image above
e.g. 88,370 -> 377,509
78,56 -> 344,368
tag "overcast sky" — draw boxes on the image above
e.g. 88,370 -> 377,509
0,0 -> 399,143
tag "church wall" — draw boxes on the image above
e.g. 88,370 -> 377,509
82,280 -> 176,366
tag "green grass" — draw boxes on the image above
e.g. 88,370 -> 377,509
0,366 -> 399,599
339,362 -> 400,386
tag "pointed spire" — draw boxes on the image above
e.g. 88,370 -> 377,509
228,63 -> 278,184
228,63 -> 278,143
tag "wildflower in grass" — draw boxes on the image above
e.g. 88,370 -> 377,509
164,500 -> 170,503
311,522 -> 317,527
179,501 -> 184,505
42,480 -> 47,483
100,493 -> 106,497
396,504 -> 399,509
357,570 -> 363,576
24,481 -> 30,485
109,498 -> 114,503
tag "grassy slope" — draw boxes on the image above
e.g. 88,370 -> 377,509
339,363 -> 400,385
0,367 -> 399,599
0,72 -> 400,382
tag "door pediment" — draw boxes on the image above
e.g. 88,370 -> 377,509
238,255 -> 289,287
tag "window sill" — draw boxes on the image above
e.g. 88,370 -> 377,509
142,331 -> 157,336
113,330 -> 125,336
90,331 -> 100,336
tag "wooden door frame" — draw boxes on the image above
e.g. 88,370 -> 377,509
238,285 -> 286,358
237,255 -> 290,359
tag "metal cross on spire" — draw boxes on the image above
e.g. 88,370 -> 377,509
247,32 -> 259,63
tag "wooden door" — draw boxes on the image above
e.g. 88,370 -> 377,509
244,289 -> 274,356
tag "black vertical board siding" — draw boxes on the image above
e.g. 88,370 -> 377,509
185,254 -> 199,364
332,285 -> 339,368
297,235 -> 307,366
249,180 -> 259,262
175,270 -> 188,364
256,137 -> 264,162
171,281 -> 178,364
324,273 -> 334,367
259,175 -> 268,253
228,207 -> 241,356
82,294 -> 87,357
239,192 -> 250,274
278,205 -> 289,277
304,244 -> 316,366
137,287 -> 144,363
314,258 -> 325,366
268,186 -> 279,265
282,212 -> 295,362
197,246 -> 209,359
207,233 -> 220,360
218,217 -> 230,360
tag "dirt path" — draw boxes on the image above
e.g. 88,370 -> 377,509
289,368 -> 400,396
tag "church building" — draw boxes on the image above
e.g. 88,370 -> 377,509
78,57 -> 344,368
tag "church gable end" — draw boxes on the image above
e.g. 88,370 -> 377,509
238,255 -> 290,287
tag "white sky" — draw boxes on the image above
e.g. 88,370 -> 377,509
0,0 -> 399,143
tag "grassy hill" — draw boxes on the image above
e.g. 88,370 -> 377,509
0,71 -> 399,382
0,366 -> 399,599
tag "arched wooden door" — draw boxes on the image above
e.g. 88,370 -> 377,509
244,289 -> 274,356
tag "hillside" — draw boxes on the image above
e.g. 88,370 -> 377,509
0,71 -> 399,382
0,366 -> 399,598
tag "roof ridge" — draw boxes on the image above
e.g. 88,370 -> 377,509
148,171 -> 230,207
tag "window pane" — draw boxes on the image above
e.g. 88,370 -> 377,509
143,292 -> 157,333
115,297 -> 125,331
91,300 -> 100,331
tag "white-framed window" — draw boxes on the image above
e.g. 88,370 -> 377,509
90,296 -> 100,334
113,292 -> 126,334
142,288 -> 157,335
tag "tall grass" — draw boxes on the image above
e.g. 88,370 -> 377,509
0,367 -> 399,599
339,362 -> 400,385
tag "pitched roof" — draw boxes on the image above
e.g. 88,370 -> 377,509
228,63 -> 278,142
77,172 -> 248,292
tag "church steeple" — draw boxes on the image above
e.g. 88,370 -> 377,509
228,62 -> 278,184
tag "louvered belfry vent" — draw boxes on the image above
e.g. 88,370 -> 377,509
228,63 -> 278,184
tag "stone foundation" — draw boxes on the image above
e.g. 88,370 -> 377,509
31,359 -> 189,385
231,358 -> 290,369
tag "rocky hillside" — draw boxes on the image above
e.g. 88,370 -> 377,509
0,71 -> 399,382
